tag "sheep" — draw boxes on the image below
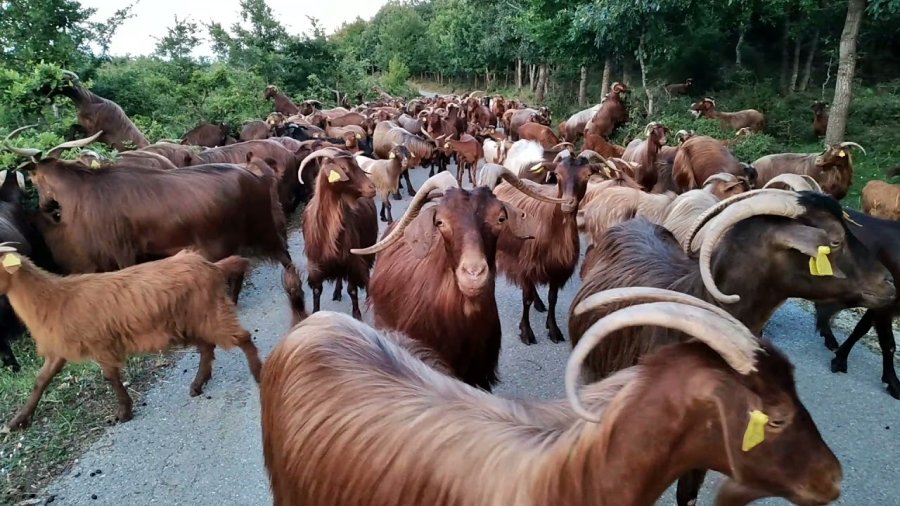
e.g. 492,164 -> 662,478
2,129 -> 307,326
351,171 -> 562,391
622,122 -> 669,191
2,246 -> 260,430
672,134 -> 758,192
570,190 -> 895,505
812,101 -> 829,138
861,175 -> 900,221
356,145 -> 414,223
753,142 -> 866,200
441,133 -> 484,186
813,206 -> 900,399
494,153 -> 608,344
689,98 -> 766,132
260,289 -> 843,506
300,148 -> 377,320
584,82 -> 630,139
664,78 -> 693,96
263,85 -> 300,115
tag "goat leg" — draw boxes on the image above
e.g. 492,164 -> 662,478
403,169 -> 416,197
532,291 -> 547,313
815,302 -> 842,351
675,469 -> 707,506
519,285 -> 538,345
237,331 -> 262,383
311,282 -> 323,313
332,279 -> 343,302
546,283 -> 565,343
393,177 -> 404,200
456,160 -> 465,187
7,356 -> 67,430
101,363 -> 134,423
190,343 -> 216,397
0,338 -> 20,372
228,268 -> 246,304
874,315 -> 900,399
831,310 -> 875,374
468,161 -> 476,187
348,284 -> 363,321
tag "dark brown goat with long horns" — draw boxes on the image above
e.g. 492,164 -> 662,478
55,71 -> 149,151
351,171 -> 563,391
752,142 -> 866,201
260,288 -> 843,506
570,189 -> 894,506
672,134 -> 758,192
263,85 -> 300,115
301,148 -> 377,319
2,127 -> 307,326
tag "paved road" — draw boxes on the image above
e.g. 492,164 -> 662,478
45,167 -> 898,505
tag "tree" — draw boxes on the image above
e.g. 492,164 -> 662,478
155,17 -> 202,61
0,0 -> 95,71
825,0 -> 866,144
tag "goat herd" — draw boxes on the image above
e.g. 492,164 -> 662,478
0,71 -> 898,506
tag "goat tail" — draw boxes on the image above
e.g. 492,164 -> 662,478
282,262 -> 307,326
215,255 -> 251,278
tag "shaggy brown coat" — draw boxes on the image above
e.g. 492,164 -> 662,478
240,120 -> 270,141
861,177 -> 900,221
753,145 -> 861,200
673,135 -> 754,192
264,85 -> 300,115
622,123 -> 669,191
57,78 -> 149,151
181,122 -> 231,147
690,99 -> 765,132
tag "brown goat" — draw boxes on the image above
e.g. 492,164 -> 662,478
300,148 -> 377,319
55,71 -> 149,151
351,172 -> 561,390
622,122 -> 669,191
263,85 -> 300,115
3,129 -> 306,325
181,122 -> 231,147
373,121 -> 436,196
583,132 -> 626,158
690,98 -> 766,132
442,133 -> 484,186
664,78 -> 693,96
139,141 -> 200,167
753,142 -> 866,200
585,83 -> 630,139
507,108 -> 550,141
2,247 -> 260,430
812,101 -> 829,138
240,120 -> 270,141
495,154 -> 605,345
673,135 -> 757,192
77,149 -> 180,171
861,171 -> 900,220
559,103 -> 602,142
517,122 -> 564,150
260,290 -> 843,506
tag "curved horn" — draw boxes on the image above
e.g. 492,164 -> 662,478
838,142 -> 866,155
702,173 -> 738,186
643,122 -> 658,137
2,125 -> 42,157
762,174 -> 823,193
567,289 -> 760,422
577,149 -> 619,176
298,147 -> 351,183
420,127 -> 435,142
350,172 -> 459,256
697,192 -> 808,304
683,188 -> 796,254
61,70 -> 80,81
550,142 -> 574,151
46,130 -> 104,159
705,98 -> 717,108
495,166 -> 568,204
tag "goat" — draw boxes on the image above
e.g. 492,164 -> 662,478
814,207 -> 900,399
181,122 -> 231,148
690,98 -> 765,132
753,142 -> 866,200
664,78 -> 693,96
503,140 -> 574,184
373,120 -> 435,197
585,83 -> 630,139
812,101 -> 829,138
441,134 -> 483,186
260,288 -> 843,506
77,148 -> 180,171
264,85 -> 300,115
673,134 -> 758,192
861,172 -> 900,221
2,246 -> 260,430
55,71 -> 149,151
298,99 -> 324,116
622,122 -> 669,191
507,108 -> 550,141
483,138 -> 512,165
356,145 -> 415,222
139,141 -> 200,167
351,171 -> 562,391
300,149 -> 377,320
517,122 -> 565,150
583,132 -> 625,158
558,104 -> 602,143
2,128 -> 306,325
240,120 -> 270,141
495,154 -> 607,344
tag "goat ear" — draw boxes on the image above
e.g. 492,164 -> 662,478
502,203 -> 538,240
326,165 -> 349,184
403,207 -> 438,259
771,223 -> 846,279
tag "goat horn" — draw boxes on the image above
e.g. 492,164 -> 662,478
46,130 -> 104,159
567,290 -> 760,422
643,122 -> 658,137
838,142 -> 866,155
577,149 -> 620,177
683,188 -> 794,254
702,173 -> 738,186
2,125 -> 42,158
495,166 -> 567,204
350,172 -> 459,256
420,127 -> 435,142
298,147 -> 351,184
550,142 -> 574,151
61,70 -> 80,81
762,174 -> 823,193
697,191 -> 808,304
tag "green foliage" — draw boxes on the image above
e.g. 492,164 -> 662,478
381,57 -> 414,97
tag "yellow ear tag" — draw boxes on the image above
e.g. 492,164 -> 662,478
837,150 -> 846,158
530,165 -> 544,173
742,410 -> 769,452
327,170 -> 342,183
90,160 -> 101,169
2,253 -> 22,273
809,245 -> 833,276
388,152 -> 396,159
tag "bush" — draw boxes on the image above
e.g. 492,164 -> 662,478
380,56 -> 415,98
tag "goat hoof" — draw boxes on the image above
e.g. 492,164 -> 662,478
391,193 -> 402,201
352,310 -> 363,320
830,357 -> 848,374
407,190 -> 416,197
6,416 -> 30,431
189,385 -> 203,397
332,294 -> 342,302
887,383 -> 900,400
548,329 -> 565,344
519,328 -> 537,346
116,410 -> 133,423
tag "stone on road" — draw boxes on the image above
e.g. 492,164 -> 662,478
46,167 -> 897,505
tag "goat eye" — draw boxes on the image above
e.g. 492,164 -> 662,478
768,419 -> 786,429
434,219 -> 444,227
829,240 -> 842,249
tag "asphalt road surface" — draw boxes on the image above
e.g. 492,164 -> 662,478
44,167 -> 898,506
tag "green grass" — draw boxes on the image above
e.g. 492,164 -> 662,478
0,337 -> 171,503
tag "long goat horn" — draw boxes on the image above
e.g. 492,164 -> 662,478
350,172 -> 459,256
494,166 -> 567,204
420,126 -> 435,142
298,147 -> 351,184
550,142 -> 574,151
61,70 -> 80,81
567,289 -> 760,422
838,141 -> 866,156
682,189 -> 796,254
46,130 -> 104,159
762,174 -> 823,193
697,192 -> 808,304
2,125 -> 42,158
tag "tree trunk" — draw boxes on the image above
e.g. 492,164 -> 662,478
516,58 -> 522,90
622,59 -> 632,86
800,30 -> 819,92
638,35 -> 653,117
578,65 -> 588,105
530,64 -> 537,92
601,57 -> 612,96
779,23 -> 790,93
485,67 -> 490,89
789,36 -> 802,93
826,0 -> 866,144
535,64 -> 548,103
735,26 -> 745,67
